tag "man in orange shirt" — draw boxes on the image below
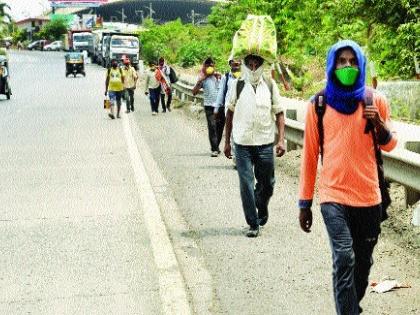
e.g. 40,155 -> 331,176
298,40 -> 397,315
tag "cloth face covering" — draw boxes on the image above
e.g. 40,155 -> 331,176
242,64 -> 265,86
325,40 -> 366,115
335,67 -> 359,86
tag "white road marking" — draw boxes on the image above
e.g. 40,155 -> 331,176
122,114 -> 192,315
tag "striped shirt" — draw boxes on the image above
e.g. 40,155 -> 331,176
200,76 -> 220,107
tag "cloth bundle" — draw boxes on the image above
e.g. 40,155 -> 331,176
231,15 -> 277,64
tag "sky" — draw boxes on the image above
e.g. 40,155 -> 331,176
3,0 -> 51,21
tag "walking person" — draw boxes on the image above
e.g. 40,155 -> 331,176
224,54 -> 286,237
105,59 -> 124,119
122,58 -> 138,113
298,40 -> 397,315
144,61 -> 161,116
192,57 -> 222,157
214,58 -> 242,167
157,57 -> 172,112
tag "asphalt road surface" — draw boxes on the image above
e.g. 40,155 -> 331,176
0,51 -> 418,314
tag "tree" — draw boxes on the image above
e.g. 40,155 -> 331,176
0,2 -> 11,26
37,18 -> 68,41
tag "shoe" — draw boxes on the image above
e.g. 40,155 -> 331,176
258,215 -> 268,226
126,110 -> 130,114
211,151 -> 219,157
256,202 -> 268,226
162,109 -> 166,113
117,114 -> 121,119
246,226 -> 259,238
108,113 -> 115,119
131,108 -> 134,112
152,112 -> 157,116
167,108 -> 171,112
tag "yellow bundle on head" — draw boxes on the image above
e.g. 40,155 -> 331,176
232,15 -> 277,64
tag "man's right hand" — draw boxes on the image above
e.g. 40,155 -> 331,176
299,208 -> 313,233
224,142 -> 232,159
145,92 -> 149,96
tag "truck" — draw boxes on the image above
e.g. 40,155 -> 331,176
99,32 -> 140,69
63,30 -> 95,57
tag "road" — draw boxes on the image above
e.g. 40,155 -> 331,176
0,51 -> 419,314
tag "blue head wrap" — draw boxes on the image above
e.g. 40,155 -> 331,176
325,40 -> 366,114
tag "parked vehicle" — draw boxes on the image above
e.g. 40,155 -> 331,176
44,41 -> 63,51
27,40 -> 49,51
65,52 -> 85,78
100,32 -> 140,69
0,55 -> 11,99
63,30 -> 94,56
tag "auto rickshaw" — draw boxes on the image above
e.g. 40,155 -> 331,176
65,52 -> 86,77
0,55 -> 11,99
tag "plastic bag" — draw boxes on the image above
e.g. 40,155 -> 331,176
104,95 -> 111,109
232,15 -> 277,64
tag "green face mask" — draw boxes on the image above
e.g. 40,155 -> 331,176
335,67 -> 359,86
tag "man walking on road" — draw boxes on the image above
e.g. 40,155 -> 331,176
214,58 -> 242,167
224,54 -> 286,237
298,40 -> 397,315
105,59 -> 124,119
192,58 -> 222,157
144,61 -> 161,116
122,58 -> 138,113
158,57 -> 173,112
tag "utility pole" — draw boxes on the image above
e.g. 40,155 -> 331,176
144,3 -> 155,21
117,8 -> 127,23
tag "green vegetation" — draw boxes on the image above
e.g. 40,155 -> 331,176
140,0 -> 418,81
0,2 -> 10,41
37,18 -> 68,41
138,0 -> 418,122
139,19 -> 228,70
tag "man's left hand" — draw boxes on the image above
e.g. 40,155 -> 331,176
276,142 -> 286,157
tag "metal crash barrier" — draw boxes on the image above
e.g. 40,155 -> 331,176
172,78 -> 420,225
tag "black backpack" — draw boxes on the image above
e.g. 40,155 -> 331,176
314,88 -> 391,221
169,67 -> 178,83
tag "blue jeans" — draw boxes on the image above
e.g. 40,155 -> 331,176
321,203 -> 381,315
234,143 -> 275,228
149,87 -> 160,112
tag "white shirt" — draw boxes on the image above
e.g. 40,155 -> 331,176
227,77 -> 284,146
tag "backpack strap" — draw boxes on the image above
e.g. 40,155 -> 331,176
314,89 -> 326,164
236,79 -> 245,102
363,87 -> 374,134
236,75 -> 274,103
221,72 -> 230,106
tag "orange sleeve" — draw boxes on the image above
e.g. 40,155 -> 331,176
375,93 -> 398,152
298,101 -> 320,208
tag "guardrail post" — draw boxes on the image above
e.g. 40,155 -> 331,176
406,188 -> 420,206
405,141 -> 420,207
286,109 -> 298,151
412,205 -> 420,226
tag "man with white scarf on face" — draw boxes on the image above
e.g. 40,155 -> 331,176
224,54 -> 286,238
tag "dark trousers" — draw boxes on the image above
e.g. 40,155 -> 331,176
234,143 -> 275,228
125,88 -> 135,111
149,88 -> 160,113
321,203 -> 382,315
160,92 -> 172,111
204,106 -> 225,152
